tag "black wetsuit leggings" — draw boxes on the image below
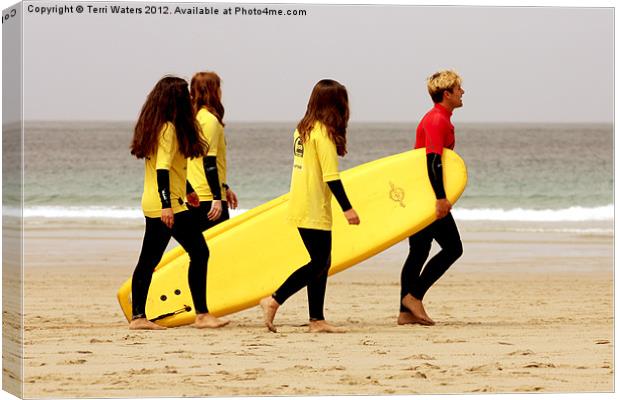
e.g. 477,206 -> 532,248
273,228 -> 332,321
132,210 -> 209,318
400,212 -> 463,312
188,201 -> 230,232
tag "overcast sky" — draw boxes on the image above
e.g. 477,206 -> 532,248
2,1 -> 615,123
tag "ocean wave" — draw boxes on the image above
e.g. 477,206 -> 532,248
452,205 -> 613,222
16,206 -> 249,219
13,204 -> 614,222
20,206 -> 144,219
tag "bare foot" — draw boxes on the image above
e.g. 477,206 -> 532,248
259,296 -> 279,333
397,311 -> 433,326
308,320 -> 347,333
129,318 -> 166,330
401,294 -> 436,325
194,313 -> 230,329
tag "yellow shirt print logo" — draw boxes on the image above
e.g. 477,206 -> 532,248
294,137 -> 304,157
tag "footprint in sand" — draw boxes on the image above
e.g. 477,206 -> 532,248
469,385 -> 495,392
245,342 -> 274,348
164,365 -> 178,374
338,376 -> 358,386
89,338 -> 112,343
514,386 -> 544,392
508,350 -> 534,356
339,375 -> 383,385
399,363 -> 444,379
233,368 -> 265,381
128,367 -> 156,375
401,354 -> 436,361
411,363 -> 442,371
62,359 -> 87,365
108,379 -> 130,386
319,365 -> 346,372
466,363 -> 503,372
523,362 -> 556,368
432,338 -> 466,344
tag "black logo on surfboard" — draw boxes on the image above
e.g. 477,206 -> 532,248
294,137 -> 304,157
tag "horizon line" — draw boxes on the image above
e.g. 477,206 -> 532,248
12,119 -> 615,125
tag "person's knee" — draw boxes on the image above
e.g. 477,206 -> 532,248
450,240 -> 463,261
409,237 -> 431,253
310,257 -> 330,275
134,256 -> 160,274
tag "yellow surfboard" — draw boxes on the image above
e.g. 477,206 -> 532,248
117,149 -> 467,327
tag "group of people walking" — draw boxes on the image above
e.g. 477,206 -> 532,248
128,69 -> 465,332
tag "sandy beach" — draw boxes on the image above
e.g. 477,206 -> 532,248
9,220 -> 614,397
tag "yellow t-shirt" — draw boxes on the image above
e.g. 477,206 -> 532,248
141,122 -> 189,218
187,108 -> 227,201
288,122 -> 340,230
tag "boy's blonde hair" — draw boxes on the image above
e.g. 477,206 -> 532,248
427,70 -> 462,103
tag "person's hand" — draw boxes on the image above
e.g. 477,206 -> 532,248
344,209 -> 360,225
225,188 -> 238,209
435,198 -> 452,219
161,208 -> 174,228
187,192 -> 200,208
208,200 -> 223,221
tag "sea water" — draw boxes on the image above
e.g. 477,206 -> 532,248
14,121 -> 613,226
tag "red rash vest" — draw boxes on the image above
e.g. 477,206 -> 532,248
414,103 -> 455,154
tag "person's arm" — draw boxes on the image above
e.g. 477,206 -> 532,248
426,152 -> 446,200
157,169 -> 172,209
326,180 -> 352,212
315,129 -> 359,225
198,111 -> 223,220
156,169 -> 174,228
186,180 -> 199,207
203,156 -> 222,200
327,179 -> 359,225
426,153 -> 451,219
223,183 -> 239,209
156,124 -> 176,228
423,115 -> 451,219
202,156 -> 223,220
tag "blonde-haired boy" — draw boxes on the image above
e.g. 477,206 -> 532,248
398,69 -> 465,326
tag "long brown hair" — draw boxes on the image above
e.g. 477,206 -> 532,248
131,76 -> 207,159
297,79 -> 349,156
190,72 -> 225,126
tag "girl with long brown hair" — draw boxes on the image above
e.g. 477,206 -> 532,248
129,76 -> 228,330
186,71 -> 238,232
260,79 -> 360,333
